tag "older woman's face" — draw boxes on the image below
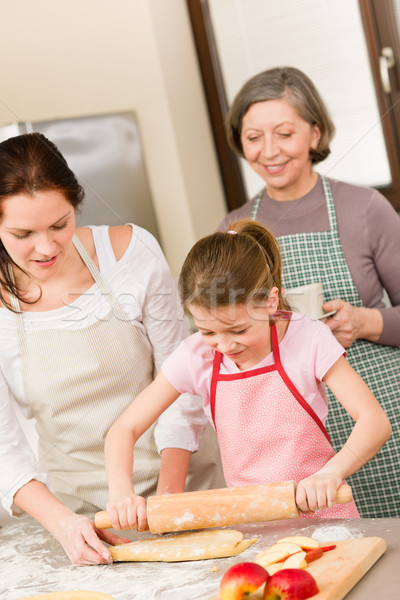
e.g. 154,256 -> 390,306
241,98 -> 320,200
0,190 -> 76,283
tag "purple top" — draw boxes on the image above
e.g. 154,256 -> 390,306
218,176 -> 400,346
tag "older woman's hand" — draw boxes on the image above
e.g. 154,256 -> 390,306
323,300 -> 383,347
322,299 -> 360,347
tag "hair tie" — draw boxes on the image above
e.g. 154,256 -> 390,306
227,230 -> 237,235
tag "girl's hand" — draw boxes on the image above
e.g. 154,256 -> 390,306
54,513 -> 130,565
296,467 -> 343,513
106,493 -> 147,532
322,299 -> 360,348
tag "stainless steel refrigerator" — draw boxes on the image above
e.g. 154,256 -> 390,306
0,111 -> 160,240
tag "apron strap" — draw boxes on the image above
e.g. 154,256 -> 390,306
270,322 -> 281,365
251,189 -> 264,221
210,350 -> 222,430
273,320 -> 331,443
72,234 -> 111,293
271,320 -> 331,442
7,265 -> 25,346
320,175 -> 339,234
72,234 -> 128,321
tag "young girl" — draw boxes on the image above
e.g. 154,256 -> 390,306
105,219 -> 391,531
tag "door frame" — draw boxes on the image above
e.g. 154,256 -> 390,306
186,0 -> 247,211
187,0 -> 400,210
359,0 -> 400,208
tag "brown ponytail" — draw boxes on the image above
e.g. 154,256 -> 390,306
179,218 -> 288,311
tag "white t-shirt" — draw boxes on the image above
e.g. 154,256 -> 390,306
0,224 -> 207,514
162,313 -> 345,426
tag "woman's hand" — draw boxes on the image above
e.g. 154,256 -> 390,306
296,467 -> 342,513
322,300 -> 361,347
106,493 -> 147,532
13,480 -> 130,566
54,513 -> 130,565
323,300 -> 383,347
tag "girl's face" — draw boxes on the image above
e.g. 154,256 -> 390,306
190,290 -> 279,370
0,190 -> 76,283
241,97 -> 321,200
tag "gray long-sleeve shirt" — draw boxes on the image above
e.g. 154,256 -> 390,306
218,176 -> 400,346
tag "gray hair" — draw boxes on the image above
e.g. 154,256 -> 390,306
226,66 -> 335,164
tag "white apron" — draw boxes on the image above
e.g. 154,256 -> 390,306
11,233 -> 225,514
209,321 -> 359,519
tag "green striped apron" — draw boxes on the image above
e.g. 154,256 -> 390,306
252,175 -> 400,517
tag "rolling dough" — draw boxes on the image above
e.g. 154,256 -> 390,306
19,594 -> 114,600
110,529 -> 257,562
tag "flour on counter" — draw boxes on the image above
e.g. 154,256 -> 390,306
0,519 -> 255,600
311,524 -> 363,542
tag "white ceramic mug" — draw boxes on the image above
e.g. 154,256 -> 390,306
284,282 -> 335,320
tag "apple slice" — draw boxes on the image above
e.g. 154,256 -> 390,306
304,548 -> 324,563
255,549 -> 291,567
276,536 -> 320,550
281,550 -> 307,570
320,544 -> 337,552
219,562 -> 269,600
265,563 -> 282,576
263,542 -> 304,555
255,542 -> 303,568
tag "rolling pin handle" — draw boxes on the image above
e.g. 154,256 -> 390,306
336,484 -> 353,504
95,510 -> 112,529
94,510 -> 149,531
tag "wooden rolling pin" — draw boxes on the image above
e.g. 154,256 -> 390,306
95,481 -> 352,534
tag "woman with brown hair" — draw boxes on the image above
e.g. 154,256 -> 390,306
0,132 -> 224,564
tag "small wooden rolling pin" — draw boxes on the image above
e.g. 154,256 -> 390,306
95,480 -> 352,534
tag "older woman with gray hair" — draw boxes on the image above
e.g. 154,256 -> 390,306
219,66 -> 400,518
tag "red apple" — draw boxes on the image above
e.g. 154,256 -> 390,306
304,548 -> 323,563
219,562 -> 269,600
264,568 -> 319,600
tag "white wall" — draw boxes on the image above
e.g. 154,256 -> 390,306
0,0 -> 226,279
0,0 -> 226,525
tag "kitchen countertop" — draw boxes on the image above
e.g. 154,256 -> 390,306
1,517 -> 399,599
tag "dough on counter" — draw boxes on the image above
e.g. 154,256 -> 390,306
110,529 -> 257,562
19,593 -> 114,600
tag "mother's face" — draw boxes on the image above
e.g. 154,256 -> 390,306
0,190 -> 76,283
240,97 -> 321,201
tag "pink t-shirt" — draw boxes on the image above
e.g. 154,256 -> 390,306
162,313 -> 345,425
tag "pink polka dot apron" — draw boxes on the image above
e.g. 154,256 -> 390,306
210,321 -> 359,519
